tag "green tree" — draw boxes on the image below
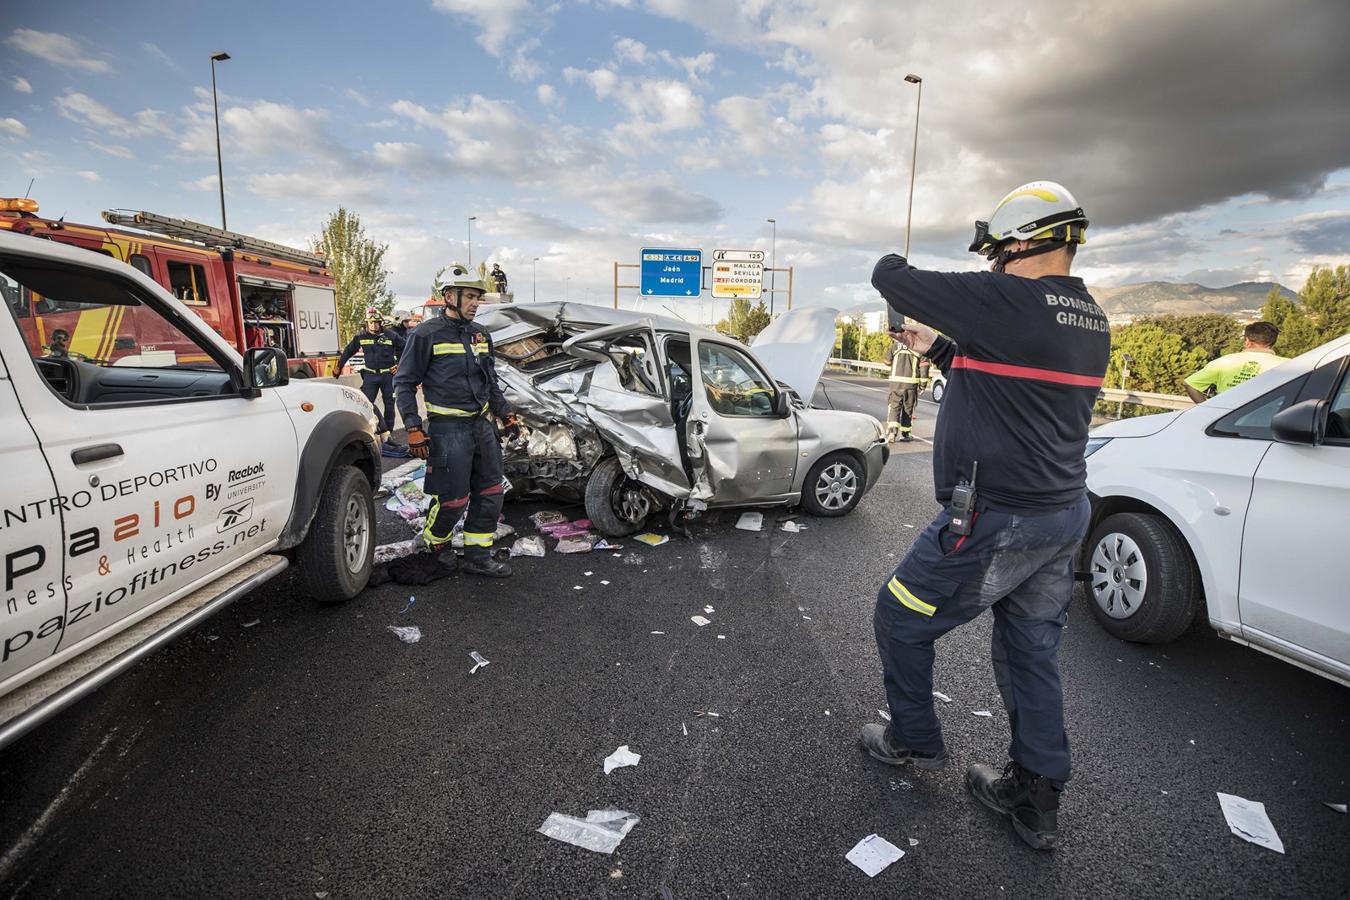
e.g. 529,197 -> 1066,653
715,297 -> 772,342
312,207 -> 395,344
1098,322 -> 1208,417
1136,313 -> 1243,358
1260,266 -> 1350,357
860,331 -> 892,364
834,321 -> 861,359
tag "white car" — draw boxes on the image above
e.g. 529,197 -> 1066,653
1082,332 -> 1350,685
0,231 -> 380,748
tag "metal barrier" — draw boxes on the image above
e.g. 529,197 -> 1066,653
826,358 -> 1192,411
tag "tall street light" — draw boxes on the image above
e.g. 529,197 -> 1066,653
532,257 -> 540,302
766,217 -> 777,316
903,73 -> 923,257
467,215 -> 477,269
210,51 -> 230,230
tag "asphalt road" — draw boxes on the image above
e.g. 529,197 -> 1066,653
2,374 -> 1347,898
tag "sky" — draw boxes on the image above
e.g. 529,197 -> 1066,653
2,0 -> 1349,319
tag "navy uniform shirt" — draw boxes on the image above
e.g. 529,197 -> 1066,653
394,313 -> 512,431
872,254 -> 1110,512
337,327 -> 403,373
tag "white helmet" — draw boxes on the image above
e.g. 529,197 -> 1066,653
969,181 -> 1088,267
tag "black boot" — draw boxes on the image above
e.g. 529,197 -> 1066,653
462,553 -> 512,578
965,761 -> 1060,850
858,723 -> 948,771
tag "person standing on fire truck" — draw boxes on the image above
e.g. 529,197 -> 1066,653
335,308 -> 405,443
395,266 -> 520,578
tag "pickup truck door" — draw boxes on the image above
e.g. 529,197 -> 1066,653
0,252 -> 298,662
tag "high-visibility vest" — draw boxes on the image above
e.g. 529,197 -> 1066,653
888,347 -> 929,384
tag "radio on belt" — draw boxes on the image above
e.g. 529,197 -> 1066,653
949,460 -> 979,536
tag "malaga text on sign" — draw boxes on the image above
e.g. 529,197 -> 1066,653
640,248 -> 702,297
711,252 -> 764,299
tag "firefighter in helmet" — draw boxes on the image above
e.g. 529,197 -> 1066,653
335,307 -> 405,443
394,265 -> 520,578
884,335 -> 931,443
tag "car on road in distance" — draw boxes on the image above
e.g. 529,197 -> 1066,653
479,302 -> 890,535
0,230 -> 381,749
1080,331 -> 1350,685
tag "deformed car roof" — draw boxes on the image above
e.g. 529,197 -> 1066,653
476,301 -> 727,345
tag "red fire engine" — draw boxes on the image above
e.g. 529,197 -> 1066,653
0,199 -> 340,377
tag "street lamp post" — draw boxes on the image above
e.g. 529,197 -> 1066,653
467,216 -> 477,269
532,257 -> 540,302
210,51 -> 231,230
766,218 -> 777,317
903,73 -> 922,257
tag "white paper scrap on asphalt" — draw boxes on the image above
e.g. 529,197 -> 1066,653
603,745 -> 641,775
780,520 -> 805,533
387,625 -> 422,644
691,615 -> 711,627
735,511 -> 763,531
1324,802 -> 1347,814
846,834 -> 905,877
972,710 -> 993,717
933,691 -> 952,703
374,539 -> 420,565
878,709 -> 891,721
1216,793 -> 1285,854
537,809 -> 640,855
469,651 -> 490,674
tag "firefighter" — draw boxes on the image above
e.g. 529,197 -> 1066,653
490,263 -> 508,295
386,310 -> 414,342
335,308 -> 404,442
859,182 -> 1108,852
395,266 -> 520,578
883,336 -> 930,443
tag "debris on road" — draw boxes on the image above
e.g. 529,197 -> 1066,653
717,635 -> 726,640
595,539 -> 623,550
780,520 -> 806,533
469,651 -> 490,674
972,710 -> 993,718
537,808 -> 640,855
601,580 -> 610,586
846,834 -> 905,877
530,510 -> 569,529
1324,802 -> 1347,814
878,709 -> 891,722
933,691 -> 952,703
693,710 -> 721,718
399,596 -> 416,614
651,631 -> 665,635
1216,792 -> 1285,854
374,539 -> 421,565
603,745 -> 641,774
556,536 -> 596,554
541,519 -> 594,539
510,536 -> 547,558
902,524 -> 914,529
682,722 -> 688,736
242,619 -> 260,629
736,511 -> 764,531
691,615 -> 711,627
704,605 -> 715,614
386,625 -> 422,644
908,838 -> 919,847
634,534 -> 668,547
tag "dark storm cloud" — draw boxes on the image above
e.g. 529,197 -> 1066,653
1289,212 -> 1350,255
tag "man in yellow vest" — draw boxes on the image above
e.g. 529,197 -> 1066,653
884,336 -> 931,443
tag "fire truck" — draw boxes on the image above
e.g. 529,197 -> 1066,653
0,199 -> 340,377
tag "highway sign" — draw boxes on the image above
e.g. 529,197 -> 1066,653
640,248 -> 702,297
711,250 -> 764,299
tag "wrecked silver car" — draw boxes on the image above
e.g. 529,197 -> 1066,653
476,302 -> 889,535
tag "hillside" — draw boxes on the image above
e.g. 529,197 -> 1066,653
1089,281 -> 1297,320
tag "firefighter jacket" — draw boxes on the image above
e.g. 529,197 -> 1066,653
337,327 -> 404,374
884,343 -> 931,384
394,313 -> 512,432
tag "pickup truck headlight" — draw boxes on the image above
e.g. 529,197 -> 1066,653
1084,437 -> 1112,458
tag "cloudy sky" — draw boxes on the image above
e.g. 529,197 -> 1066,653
2,0 -> 1348,317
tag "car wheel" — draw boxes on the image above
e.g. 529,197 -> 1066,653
931,379 -> 945,403
800,452 -> 865,517
584,456 -> 650,537
298,465 -> 374,602
1085,512 -> 1197,643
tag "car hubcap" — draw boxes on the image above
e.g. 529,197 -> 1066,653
1090,532 -> 1147,619
343,494 -> 370,574
815,462 -> 858,511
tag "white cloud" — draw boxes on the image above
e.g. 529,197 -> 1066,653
563,66 -> 618,99
246,170 -> 387,206
0,117 -> 29,138
76,170 -> 100,182
4,29 -> 111,72
431,0 -> 534,56
614,37 -> 649,64
344,88 -> 371,107
536,83 -> 558,106
10,76 -> 32,94
182,174 -> 219,192
716,96 -> 801,157
508,37 -> 545,82
179,99 -> 332,160
140,41 -> 178,69
54,91 -> 171,139
77,139 -> 134,159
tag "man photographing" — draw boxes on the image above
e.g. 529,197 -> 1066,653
859,182 -> 1110,851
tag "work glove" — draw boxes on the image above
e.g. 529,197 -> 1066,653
502,414 -> 523,441
407,427 -> 430,460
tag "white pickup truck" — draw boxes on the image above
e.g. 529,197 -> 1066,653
0,231 -> 379,748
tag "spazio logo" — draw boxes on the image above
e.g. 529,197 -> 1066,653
216,499 -> 254,533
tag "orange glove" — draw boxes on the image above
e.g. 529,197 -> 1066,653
502,414 -> 523,440
407,427 -> 430,459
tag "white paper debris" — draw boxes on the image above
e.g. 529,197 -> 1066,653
651,631 -> 666,635
735,511 -> 764,531
242,619 -> 260,628
717,635 -> 726,640
469,650 -> 490,674
584,571 -> 593,576
846,834 -> 905,877
902,523 -> 914,529
1323,802 -> 1347,814
907,838 -> 919,847
556,536 -> 596,554
682,722 -> 688,736
537,808 -> 639,855
601,580 -> 610,585
703,605 -> 715,614
387,625 -> 422,644
972,710 -> 993,718
780,520 -> 805,533
603,745 -> 641,775
595,539 -> 623,550
878,709 -> 891,721
374,539 -> 420,564
510,536 -> 546,558
1216,793 -> 1285,854
802,615 -> 812,620
574,585 -> 583,591
691,615 -> 711,627
932,691 -> 952,703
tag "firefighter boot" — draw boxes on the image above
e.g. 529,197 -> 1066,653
965,761 -> 1060,850
885,424 -> 900,445
859,723 -> 949,771
462,551 -> 512,578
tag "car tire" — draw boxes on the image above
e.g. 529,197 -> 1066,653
584,455 -> 649,537
297,465 -> 374,602
931,378 -> 945,403
1085,512 -> 1197,643
800,451 -> 865,518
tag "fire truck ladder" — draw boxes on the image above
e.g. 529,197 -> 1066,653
101,209 -> 327,269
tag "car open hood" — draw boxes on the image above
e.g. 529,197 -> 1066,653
750,306 -> 838,400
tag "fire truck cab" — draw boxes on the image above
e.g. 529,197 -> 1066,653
0,199 -> 339,378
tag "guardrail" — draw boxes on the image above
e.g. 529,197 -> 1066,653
827,357 -> 1192,411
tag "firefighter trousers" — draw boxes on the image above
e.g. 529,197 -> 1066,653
887,384 -> 919,433
423,417 -> 504,559
360,371 -> 396,435
873,494 -> 1090,787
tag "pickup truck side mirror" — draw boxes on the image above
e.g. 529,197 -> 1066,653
242,346 -> 289,398
1270,398 -> 1327,446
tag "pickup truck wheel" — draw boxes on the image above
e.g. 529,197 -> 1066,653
584,456 -> 648,537
298,465 -> 374,602
800,452 -> 864,517
931,378 -> 945,403
1085,512 -> 1197,643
